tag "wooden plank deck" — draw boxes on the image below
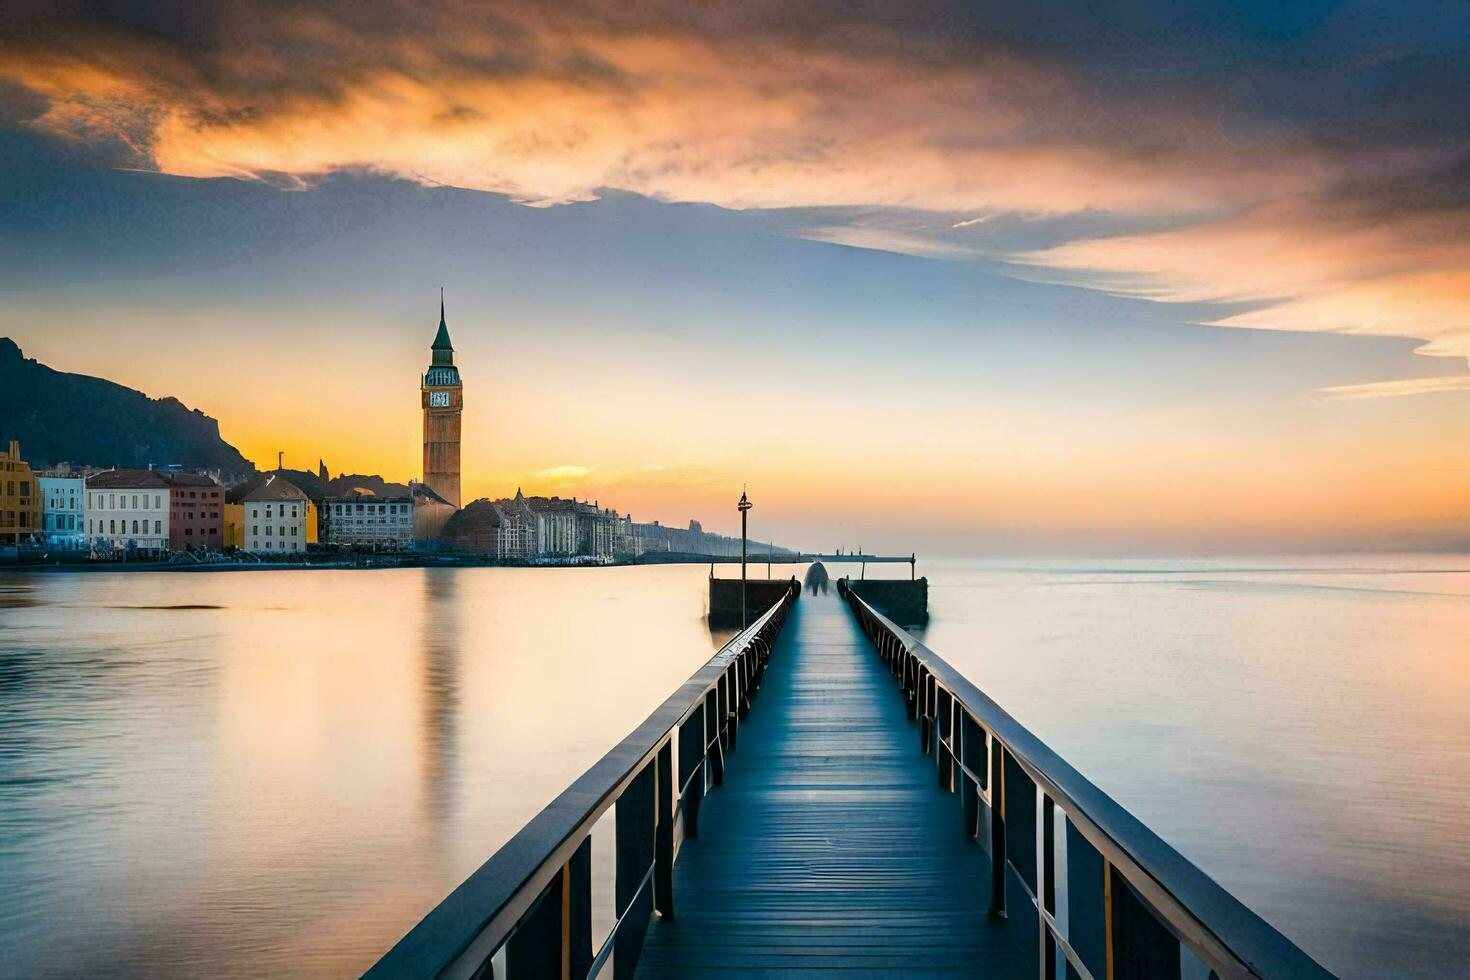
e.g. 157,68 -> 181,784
636,591 -> 1031,977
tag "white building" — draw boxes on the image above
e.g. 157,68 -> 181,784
243,474 -> 309,554
323,494 -> 414,549
39,474 -> 86,550
85,469 -> 170,555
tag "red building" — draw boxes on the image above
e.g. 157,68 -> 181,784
166,472 -> 224,552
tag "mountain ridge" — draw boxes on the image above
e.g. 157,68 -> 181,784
0,337 -> 255,478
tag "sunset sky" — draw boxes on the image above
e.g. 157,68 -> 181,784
2,1 -> 1469,553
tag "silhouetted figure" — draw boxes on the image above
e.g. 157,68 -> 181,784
804,561 -> 830,596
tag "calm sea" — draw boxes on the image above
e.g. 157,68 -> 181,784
0,558 -> 1466,977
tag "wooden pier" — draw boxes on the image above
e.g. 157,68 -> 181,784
367,582 -> 1332,980
636,591 -> 1024,975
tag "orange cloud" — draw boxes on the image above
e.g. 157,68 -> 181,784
4,3 -> 1468,379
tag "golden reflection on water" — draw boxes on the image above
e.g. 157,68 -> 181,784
3,558 -> 1468,978
0,565 -> 732,978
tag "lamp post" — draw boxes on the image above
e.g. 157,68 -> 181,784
738,489 -> 752,629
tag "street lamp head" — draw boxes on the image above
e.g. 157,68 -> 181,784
738,488 -> 752,513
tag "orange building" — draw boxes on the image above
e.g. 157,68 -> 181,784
0,440 -> 42,547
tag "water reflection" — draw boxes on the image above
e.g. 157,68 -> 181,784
0,565 -> 732,978
1,559 -> 1465,978
419,569 -> 460,829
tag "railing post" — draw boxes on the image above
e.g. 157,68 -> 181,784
725,663 -> 738,751
613,763 -> 656,980
903,656 -> 915,718
1110,866 -> 1182,979
937,688 -> 954,790
717,673 -> 730,752
679,703 -> 705,839
989,737 -> 1007,918
505,864 -> 564,978
655,740 -> 675,918
706,690 -> 724,787
1066,821 -> 1107,980
1042,794 -> 1056,978
568,837 -> 593,979
960,713 -> 981,837
918,668 -> 933,754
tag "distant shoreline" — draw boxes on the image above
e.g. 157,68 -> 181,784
0,553 -> 813,574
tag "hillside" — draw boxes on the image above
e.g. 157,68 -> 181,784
0,338 -> 255,479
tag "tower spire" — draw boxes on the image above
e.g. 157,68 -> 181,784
431,287 -> 455,365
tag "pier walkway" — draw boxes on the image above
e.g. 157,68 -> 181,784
636,592 -> 1023,976
367,580 -> 1333,980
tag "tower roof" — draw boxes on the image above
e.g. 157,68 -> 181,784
431,288 -> 455,366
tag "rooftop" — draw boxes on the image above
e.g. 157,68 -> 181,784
86,468 -> 170,489
242,473 -> 308,502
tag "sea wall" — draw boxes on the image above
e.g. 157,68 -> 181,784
709,577 -> 800,629
843,577 -> 928,625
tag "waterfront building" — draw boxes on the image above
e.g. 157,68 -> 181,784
612,509 -> 639,558
166,472 -> 224,552
576,499 -> 615,559
421,294 -> 463,510
85,469 -> 170,555
439,496 -> 537,558
241,474 -> 309,554
322,492 -> 414,549
38,473 -> 85,550
493,491 -> 539,558
524,494 -> 580,555
0,440 -> 42,548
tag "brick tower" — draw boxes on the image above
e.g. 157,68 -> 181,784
421,290 -> 463,509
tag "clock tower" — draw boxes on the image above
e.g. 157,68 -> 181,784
421,291 -> 463,509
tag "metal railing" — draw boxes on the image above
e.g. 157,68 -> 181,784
837,580 -> 1334,980
366,579 -> 800,979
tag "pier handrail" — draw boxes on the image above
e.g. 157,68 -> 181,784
366,579 -> 800,979
838,582 -> 1333,980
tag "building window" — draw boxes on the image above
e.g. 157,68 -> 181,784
251,508 -> 258,519
290,525 -> 297,536
132,520 -> 139,534
252,526 -> 258,535
109,520 -> 116,534
266,525 -> 272,536
155,521 -> 161,534
185,528 -> 193,536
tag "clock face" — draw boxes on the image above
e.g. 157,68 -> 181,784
429,391 -> 450,408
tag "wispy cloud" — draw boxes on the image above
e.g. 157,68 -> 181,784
1316,376 -> 1470,401
530,464 -> 591,481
